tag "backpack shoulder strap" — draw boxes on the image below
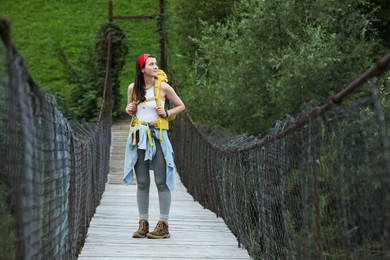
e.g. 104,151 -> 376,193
155,80 -> 161,107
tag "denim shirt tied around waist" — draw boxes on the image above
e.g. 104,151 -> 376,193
123,124 -> 176,191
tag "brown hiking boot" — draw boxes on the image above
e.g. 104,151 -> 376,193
132,219 -> 149,238
146,220 -> 170,239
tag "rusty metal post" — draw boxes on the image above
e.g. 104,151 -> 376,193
108,0 -> 155,21
108,0 -> 113,21
158,0 -> 167,71
98,33 -> 112,122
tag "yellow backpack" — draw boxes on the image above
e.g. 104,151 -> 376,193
130,69 -> 174,143
156,70 -> 176,121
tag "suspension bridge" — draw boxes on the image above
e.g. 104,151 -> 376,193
1,11 -> 390,260
77,120 -> 250,259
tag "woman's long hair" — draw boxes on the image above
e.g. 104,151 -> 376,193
133,55 -> 155,102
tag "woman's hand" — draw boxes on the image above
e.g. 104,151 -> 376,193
126,103 -> 137,116
155,105 -> 167,118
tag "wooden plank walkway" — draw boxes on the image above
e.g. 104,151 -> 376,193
78,120 -> 251,259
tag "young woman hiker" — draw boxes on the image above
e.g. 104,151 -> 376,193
123,53 -> 185,239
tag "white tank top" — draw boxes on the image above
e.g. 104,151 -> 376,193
136,86 -> 165,123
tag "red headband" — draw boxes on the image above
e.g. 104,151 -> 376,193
138,53 -> 151,68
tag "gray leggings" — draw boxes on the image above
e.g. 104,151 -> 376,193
134,138 -> 171,221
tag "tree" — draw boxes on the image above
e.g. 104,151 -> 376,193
57,22 -> 129,120
182,0 -> 383,135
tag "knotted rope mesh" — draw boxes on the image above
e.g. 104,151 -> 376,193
0,19 -> 112,259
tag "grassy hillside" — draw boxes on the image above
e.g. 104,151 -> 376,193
1,0 -> 161,111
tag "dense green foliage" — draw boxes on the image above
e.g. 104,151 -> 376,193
167,0 -> 238,103
169,0 -> 389,135
57,22 -> 129,120
169,0 -> 238,64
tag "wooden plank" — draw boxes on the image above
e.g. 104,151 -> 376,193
80,120 -> 251,259
78,181 -> 251,259
107,121 -> 129,184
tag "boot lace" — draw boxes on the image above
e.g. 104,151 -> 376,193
154,221 -> 164,232
139,220 -> 148,232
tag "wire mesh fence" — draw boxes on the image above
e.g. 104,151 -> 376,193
0,19 -> 112,259
169,53 -> 390,258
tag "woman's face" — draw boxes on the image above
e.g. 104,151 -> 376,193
143,57 -> 158,78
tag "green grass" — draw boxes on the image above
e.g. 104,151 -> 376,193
1,0 -> 162,111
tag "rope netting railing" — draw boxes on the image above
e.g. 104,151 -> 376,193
166,38 -> 390,258
0,18 -> 112,259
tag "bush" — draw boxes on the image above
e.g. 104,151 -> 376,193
57,22 -> 129,120
174,0 -> 386,136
